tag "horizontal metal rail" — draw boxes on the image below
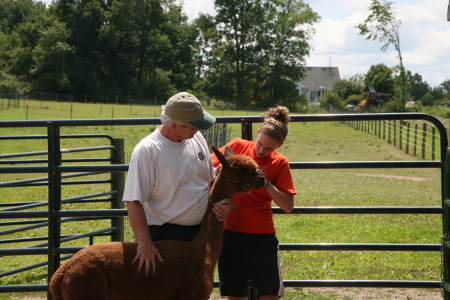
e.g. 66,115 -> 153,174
0,161 -> 442,174
211,280 -> 441,289
0,158 -> 113,164
0,243 -> 439,257
274,206 -> 443,214
0,191 -> 117,211
0,146 -> 116,159
0,172 -> 108,187
0,217 -> 109,236
278,243 -> 441,251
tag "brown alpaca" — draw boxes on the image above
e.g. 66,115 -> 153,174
50,145 -> 265,300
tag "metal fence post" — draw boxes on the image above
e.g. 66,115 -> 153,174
442,149 -> 450,299
422,123 -> 427,159
112,138 -> 125,242
47,123 -> 62,300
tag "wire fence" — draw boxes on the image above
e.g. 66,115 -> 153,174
0,92 -> 316,121
326,105 -> 447,161
344,119 -> 441,161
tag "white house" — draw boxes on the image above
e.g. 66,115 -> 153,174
297,66 -> 341,102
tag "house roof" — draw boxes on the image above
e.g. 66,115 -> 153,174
299,67 -> 341,90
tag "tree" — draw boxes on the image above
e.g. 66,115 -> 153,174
405,70 -> 429,101
322,90 -> 344,109
357,0 -> 407,104
441,79 -> 450,95
53,0 -> 195,99
193,12 -> 236,103
213,0 -> 265,106
0,0 -> 47,80
420,92 -> 435,107
257,0 -> 319,106
332,79 -> 364,100
201,0 -> 318,106
30,18 -> 74,93
429,86 -> 445,101
348,74 -> 365,85
0,0 -> 46,34
364,63 -> 395,95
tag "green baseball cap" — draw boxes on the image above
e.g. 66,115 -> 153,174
165,92 -> 216,130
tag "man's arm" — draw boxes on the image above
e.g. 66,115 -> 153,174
126,201 -> 164,275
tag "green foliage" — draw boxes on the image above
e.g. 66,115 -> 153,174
357,0 -> 407,103
383,98 -> 405,112
322,90 -> 344,108
406,70 -> 430,101
419,92 -> 436,107
30,18 -> 74,92
430,85 -> 446,101
256,0 -> 319,106
332,79 -> 364,100
0,70 -> 30,93
346,94 -> 362,106
364,63 -> 395,95
0,0 -> 320,107
0,0 -> 46,33
197,0 -> 319,106
441,79 -> 450,95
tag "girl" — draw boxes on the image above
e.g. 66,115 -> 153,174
211,106 -> 297,300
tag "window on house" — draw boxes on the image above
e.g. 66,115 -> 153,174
310,91 -> 319,100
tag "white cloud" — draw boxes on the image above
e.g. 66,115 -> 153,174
306,0 -> 450,86
182,0 -> 215,19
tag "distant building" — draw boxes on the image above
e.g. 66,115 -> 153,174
297,66 -> 341,102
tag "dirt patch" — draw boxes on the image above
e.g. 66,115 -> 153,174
355,173 -> 432,181
12,288 -> 443,300
293,287 -> 442,299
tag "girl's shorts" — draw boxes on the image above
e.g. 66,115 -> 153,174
218,230 -> 284,298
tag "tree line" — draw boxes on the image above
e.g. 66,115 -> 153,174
0,0 -> 319,107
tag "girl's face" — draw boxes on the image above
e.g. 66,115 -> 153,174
254,129 -> 282,158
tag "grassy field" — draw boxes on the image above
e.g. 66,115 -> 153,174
0,101 -> 444,299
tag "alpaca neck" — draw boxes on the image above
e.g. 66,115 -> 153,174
194,173 -> 235,258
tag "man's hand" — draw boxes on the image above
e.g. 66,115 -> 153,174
212,198 -> 234,221
132,241 -> 164,276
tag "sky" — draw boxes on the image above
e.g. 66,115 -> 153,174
41,0 -> 450,87
182,0 -> 450,88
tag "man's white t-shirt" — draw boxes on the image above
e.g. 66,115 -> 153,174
123,129 -> 214,226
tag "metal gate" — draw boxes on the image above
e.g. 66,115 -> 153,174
0,113 -> 447,299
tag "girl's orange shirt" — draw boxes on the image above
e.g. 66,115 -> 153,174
211,138 -> 297,234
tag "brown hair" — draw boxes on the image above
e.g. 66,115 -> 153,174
260,106 -> 290,144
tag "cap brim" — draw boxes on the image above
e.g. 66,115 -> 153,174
189,111 -> 216,130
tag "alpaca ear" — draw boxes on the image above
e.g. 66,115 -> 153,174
223,146 -> 234,158
211,145 -> 230,168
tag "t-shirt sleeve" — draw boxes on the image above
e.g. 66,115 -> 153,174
122,144 -> 153,203
273,157 -> 297,196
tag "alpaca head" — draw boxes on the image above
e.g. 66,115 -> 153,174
211,145 -> 265,194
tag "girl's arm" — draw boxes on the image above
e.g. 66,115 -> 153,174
264,180 -> 294,213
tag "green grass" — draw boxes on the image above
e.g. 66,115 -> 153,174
0,101 -> 444,299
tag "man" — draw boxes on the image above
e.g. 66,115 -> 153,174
123,92 -> 234,276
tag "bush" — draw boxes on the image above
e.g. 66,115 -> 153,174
419,92 -> 436,107
384,99 -> 406,112
346,94 -> 362,106
322,91 -> 344,109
